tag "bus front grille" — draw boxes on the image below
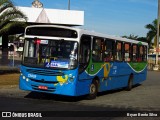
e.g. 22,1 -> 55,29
30,79 -> 59,84
26,69 -> 64,76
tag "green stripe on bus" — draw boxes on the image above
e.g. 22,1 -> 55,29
128,62 -> 147,72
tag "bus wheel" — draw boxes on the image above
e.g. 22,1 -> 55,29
87,80 -> 98,100
127,74 -> 133,91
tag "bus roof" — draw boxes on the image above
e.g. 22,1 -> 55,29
25,25 -> 148,46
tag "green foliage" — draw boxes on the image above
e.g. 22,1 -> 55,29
0,0 -> 27,35
122,34 -> 139,40
137,37 -> 147,42
122,34 -> 147,43
145,19 -> 158,47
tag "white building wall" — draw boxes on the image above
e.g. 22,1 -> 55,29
17,7 -> 84,26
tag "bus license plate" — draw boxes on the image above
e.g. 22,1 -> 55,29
38,86 -> 48,90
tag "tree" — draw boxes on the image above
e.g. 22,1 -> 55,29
0,0 -> 27,34
122,34 -> 147,43
0,0 -> 27,63
145,19 -> 158,48
122,34 -> 139,40
137,37 -> 147,43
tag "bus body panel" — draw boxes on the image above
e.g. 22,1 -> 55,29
20,62 -> 147,96
76,61 -> 147,95
19,65 -> 79,96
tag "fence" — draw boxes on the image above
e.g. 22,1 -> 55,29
0,50 -> 22,71
148,54 -> 160,70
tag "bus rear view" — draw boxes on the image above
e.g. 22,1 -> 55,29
19,25 -> 79,96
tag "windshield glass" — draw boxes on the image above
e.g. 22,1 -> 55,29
22,39 -> 78,69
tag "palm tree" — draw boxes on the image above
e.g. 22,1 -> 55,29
145,19 -> 158,48
122,34 -> 139,40
0,0 -> 27,34
137,37 -> 147,42
0,0 -> 27,63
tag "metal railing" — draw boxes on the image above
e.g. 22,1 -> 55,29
148,55 -> 160,70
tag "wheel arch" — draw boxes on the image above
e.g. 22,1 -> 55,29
92,76 -> 100,91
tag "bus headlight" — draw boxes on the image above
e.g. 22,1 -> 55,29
26,78 -> 29,82
22,76 -> 26,79
68,74 -> 75,83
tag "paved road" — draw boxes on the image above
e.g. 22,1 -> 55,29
79,71 -> 160,111
0,71 -> 160,119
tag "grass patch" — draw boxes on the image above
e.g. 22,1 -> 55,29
0,73 -> 20,86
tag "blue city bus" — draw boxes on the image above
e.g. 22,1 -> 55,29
19,25 -> 148,99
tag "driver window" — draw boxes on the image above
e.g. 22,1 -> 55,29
79,35 -> 91,72
92,37 -> 104,62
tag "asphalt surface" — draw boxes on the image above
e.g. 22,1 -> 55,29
0,71 -> 160,120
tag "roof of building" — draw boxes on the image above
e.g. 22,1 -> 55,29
16,6 -> 84,26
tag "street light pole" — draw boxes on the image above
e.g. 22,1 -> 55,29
154,0 -> 160,70
68,0 -> 70,10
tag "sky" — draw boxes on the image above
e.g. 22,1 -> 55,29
12,0 -> 158,37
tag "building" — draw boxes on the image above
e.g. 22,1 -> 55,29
17,6 -> 84,26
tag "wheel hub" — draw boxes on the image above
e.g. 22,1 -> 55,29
90,84 -> 96,94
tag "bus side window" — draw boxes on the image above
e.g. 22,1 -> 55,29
92,37 -> 104,62
79,35 -> 91,70
138,46 -> 144,62
132,44 -> 137,62
116,41 -> 123,61
124,43 -> 131,62
104,39 -> 114,62
143,46 -> 147,61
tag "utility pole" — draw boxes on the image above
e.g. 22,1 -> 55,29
154,0 -> 160,70
68,0 -> 70,10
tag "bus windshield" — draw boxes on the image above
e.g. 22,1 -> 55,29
22,39 -> 78,69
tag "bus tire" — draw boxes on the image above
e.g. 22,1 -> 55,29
127,74 -> 133,91
87,80 -> 98,100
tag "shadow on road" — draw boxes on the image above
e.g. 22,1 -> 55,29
24,84 -> 141,102
24,92 -> 86,102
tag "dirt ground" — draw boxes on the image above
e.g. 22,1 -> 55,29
0,73 -> 19,86
0,73 -> 29,98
